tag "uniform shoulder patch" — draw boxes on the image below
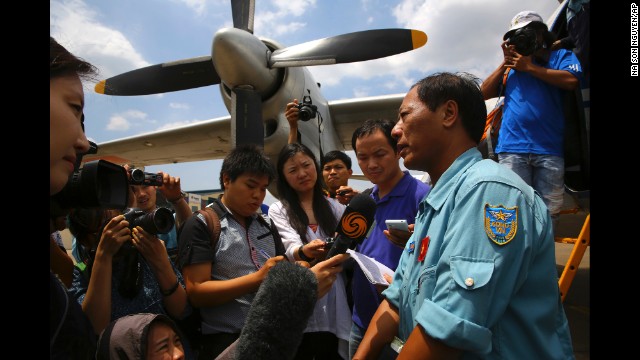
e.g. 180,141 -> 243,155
484,204 -> 518,245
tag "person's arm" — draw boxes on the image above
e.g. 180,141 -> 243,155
396,325 -> 461,360
157,171 -> 192,228
50,234 -> 74,287
505,49 -> 579,91
480,41 -> 511,100
131,227 -> 188,319
182,256 -> 286,307
352,299 -> 400,359
81,215 -> 131,334
285,99 -> 300,144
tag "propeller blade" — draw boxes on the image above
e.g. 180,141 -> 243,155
269,29 -> 427,68
95,56 -> 220,96
231,87 -> 263,147
231,0 -> 255,33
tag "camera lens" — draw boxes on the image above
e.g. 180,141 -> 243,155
123,207 -> 175,234
150,207 -> 174,234
130,169 -> 145,183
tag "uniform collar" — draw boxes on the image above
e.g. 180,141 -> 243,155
422,148 -> 482,212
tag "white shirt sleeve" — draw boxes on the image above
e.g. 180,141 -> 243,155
268,201 -> 304,261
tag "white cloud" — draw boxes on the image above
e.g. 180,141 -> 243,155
106,110 -> 148,131
50,0 -> 150,79
106,115 -> 131,131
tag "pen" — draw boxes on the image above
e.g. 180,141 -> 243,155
257,248 -> 271,261
258,248 -> 291,262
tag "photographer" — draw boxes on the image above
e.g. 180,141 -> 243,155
480,10 -> 582,232
50,35 -> 100,359
126,165 -> 192,261
67,207 -> 191,338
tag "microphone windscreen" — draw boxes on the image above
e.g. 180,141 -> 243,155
336,192 -> 377,243
235,261 -> 318,360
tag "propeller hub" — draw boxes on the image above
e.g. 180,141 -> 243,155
212,27 -> 280,96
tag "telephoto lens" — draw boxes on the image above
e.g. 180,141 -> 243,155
123,207 -> 175,234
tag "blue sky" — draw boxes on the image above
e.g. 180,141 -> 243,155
50,0 -> 562,204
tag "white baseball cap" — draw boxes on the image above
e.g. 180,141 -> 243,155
503,11 -> 544,40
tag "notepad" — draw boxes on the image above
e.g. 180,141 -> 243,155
346,249 -> 394,285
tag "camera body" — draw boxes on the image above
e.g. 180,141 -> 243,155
296,95 -> 318,121
122,207 -> 175,235
506,27 -> 538,56
129,169 -> 163,186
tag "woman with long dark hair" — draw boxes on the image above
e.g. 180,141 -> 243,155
269,142 -> 351,359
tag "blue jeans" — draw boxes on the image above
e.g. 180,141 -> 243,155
348,322 -> 365,360
498,153 -> 564,218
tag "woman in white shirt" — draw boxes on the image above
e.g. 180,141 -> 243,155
269,142 -> 350,360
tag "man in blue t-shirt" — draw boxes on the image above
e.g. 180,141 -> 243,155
348,118 -> 430,358
481,10 -> 582,229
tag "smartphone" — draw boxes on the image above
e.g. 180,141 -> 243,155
385,219 -> 409,232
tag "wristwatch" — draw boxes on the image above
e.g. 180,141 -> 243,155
298,246 -> 315,262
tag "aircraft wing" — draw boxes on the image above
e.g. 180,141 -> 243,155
328,93 -> 405,150
83,115 -> 232,167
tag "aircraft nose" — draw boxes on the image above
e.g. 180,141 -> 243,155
212,27 -> 280,96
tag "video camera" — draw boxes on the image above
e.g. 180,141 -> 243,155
506,27 -> 538,56
129,168 -> 163,186
51,141 -> 129,210
296,93 -> 317,121
122,207 -> 175,235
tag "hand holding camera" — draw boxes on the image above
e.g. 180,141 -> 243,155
129,168 -> 163,186
296,94 -> 317,121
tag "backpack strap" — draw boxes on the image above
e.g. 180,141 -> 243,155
196,207 -> 221,249
255,215 -> 286,257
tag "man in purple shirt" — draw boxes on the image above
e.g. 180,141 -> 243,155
348,118 -> 430,358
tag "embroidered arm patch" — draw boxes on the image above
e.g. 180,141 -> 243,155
484,204 -> 518,245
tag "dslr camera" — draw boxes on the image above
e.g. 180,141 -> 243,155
122,207 -> 175,235
129,169 -> 163,186
51,141 -> 130,210
506,27 -> 538,56
296,94 -> 317,121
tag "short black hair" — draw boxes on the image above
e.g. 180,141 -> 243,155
219,144 -> 276,190
410,72 -> 487,144
351,118 -> 398,153
322,150 -> 352,170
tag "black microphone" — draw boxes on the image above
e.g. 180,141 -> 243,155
234,261 -> 318,360
325,192 -> 377,259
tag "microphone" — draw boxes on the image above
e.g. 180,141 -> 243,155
325,192 -> 377,259
235,261 -> 318,360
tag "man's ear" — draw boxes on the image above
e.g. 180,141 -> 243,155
442,100 -> 459,128
221,173 -> 230,188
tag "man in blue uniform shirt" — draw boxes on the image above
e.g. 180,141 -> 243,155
353,72 -> 574,359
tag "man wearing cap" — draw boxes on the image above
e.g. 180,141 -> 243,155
480,10 -> 582,231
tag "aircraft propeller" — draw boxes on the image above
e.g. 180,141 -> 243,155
94,0 -> 427,148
